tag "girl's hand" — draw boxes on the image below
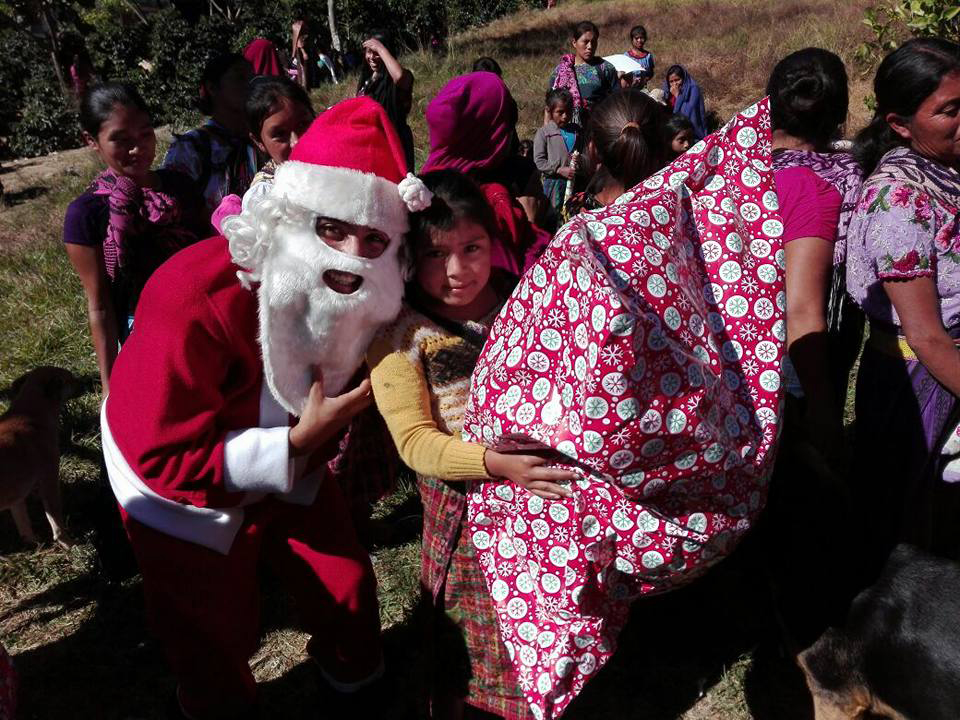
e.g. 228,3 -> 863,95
362,38 -> 387,56
558,166 -> 575,180
484,450 -> 576,500
289,368 -> 373,457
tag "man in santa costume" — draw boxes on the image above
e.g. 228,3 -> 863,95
101,97 -> 432,719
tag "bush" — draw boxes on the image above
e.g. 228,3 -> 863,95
857,0 -> 960,67
9,72 -> 81,158
0,28 -> 47,155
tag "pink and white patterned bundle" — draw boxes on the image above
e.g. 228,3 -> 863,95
461,99 -> 785,719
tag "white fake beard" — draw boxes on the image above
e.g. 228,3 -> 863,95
257,223 -> 404,416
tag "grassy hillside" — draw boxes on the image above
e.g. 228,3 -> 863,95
0,1 -> 876,718
313,0 -> 874,167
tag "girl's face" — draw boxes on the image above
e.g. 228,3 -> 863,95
668,73 -> 683,96
889,70 -> 960,168
671,129 -> 694,154
631,33 -> 647,51
416,218 -> 492,312
365,47 -> 383,73
255,96 -> 314,164
549,101 -> 571,127
572,31 -> 597,63
210,60 -> 252,118
86,103 -> 156,180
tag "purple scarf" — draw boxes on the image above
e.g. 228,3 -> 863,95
551,53 -> 584,111
88,171 -> 193,280
772,149 -> 863,264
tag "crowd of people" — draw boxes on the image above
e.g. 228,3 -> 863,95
3,12 -> 957,720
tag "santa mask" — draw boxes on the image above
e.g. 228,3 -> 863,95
223,97 -> 432,416
257,214 -> 405,415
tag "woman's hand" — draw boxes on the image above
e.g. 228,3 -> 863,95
558,166 -> 575,180
362,38 -> 387,57
289,368 -> 373,457
484,450 -> 577,500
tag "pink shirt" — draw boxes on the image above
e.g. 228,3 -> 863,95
774,166 -> 842,243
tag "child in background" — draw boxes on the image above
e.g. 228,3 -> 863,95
625,24 -> 655,85
663,113 -> 696,158
211,75 -> 315,230
65,83 -> 203,373
534,88 -> 583,221
163,53 -> 256,221
368,169 -> 576,719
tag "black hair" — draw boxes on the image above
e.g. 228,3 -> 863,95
79,82 -> 151,136
518,139 -> 533,157
198,52 -> 250,115
473,56 -> 503,76
666,64 -> 685,80
663,113 -> 694,142
408,169 -> 497,249
766,47 -> 848,150
630,25 -> 647,40
356,29 -> 398,91
246,75 -> 315,138
588,88 -> 668,188
570,21 -> 599,40
545,88 -> 573,111
854,37 -> 960,175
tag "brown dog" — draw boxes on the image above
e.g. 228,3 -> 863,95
0,366 -> 82,548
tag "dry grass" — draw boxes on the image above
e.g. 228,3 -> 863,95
0,2 -> 878,718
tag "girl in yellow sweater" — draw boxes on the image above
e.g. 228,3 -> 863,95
368,169 -> 575,719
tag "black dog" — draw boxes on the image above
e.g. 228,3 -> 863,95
799,544 -> 960,720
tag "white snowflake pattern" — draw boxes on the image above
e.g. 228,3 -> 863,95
743,255 -> 757,269
611,427 -> 632,445
579,294 -> 592,314
739,323 -> 759,343
685,396 -> 700,412
676,294 -> 692,311
515,368 -> 533,386
584,457 -> 605,473
756,343 -> 777,361
546,307 -> 566,326
494,365 -> 508,382
724,160 -> 739,176
497,561 -> 514,576
741,276 -> 759,294
585,374 -> 599,392
621,227 -> 644,245
518,669 -> 534,691
536,596 -> 563,624
554,526 -> 570,543
748,386 -> 760,402
662,536 -> 678,552
680,330 -> 694,345
600,345 -> 624,365
631,258 -> 648,276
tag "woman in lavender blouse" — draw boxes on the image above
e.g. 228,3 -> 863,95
845,38 -> 960,569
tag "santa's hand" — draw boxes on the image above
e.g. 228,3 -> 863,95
484,451 -> 576,500
289,369 -> 372,457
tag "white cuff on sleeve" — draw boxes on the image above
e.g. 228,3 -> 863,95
223,426 -> 293,495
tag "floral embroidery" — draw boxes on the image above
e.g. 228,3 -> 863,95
847,148 -> 960,329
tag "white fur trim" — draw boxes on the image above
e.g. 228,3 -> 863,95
223,426 -> 292,494
101,401 -> 243,555
272,162 -> 408,240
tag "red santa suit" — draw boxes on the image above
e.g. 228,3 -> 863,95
102,236 -> 381,717
102,98 -> 434,719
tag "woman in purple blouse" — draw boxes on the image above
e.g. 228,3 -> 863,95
845,38 -> 960,567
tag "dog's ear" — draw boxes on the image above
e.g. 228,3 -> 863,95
9,376 -> 25,397
800,630 -> 871,720
44,376 -> 64,401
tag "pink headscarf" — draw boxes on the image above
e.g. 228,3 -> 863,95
243,38 -> 284,77
421,71 -> 518,174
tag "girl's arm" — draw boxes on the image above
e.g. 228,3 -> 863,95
369,340 -> 574,497
369,343 -> 491,479
533,128 -> 559,174
65,243 -> 118,393
885,277 -> 960,397
785,235 -> 841,450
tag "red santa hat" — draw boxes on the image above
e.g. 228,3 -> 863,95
271,96 -> 431,241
